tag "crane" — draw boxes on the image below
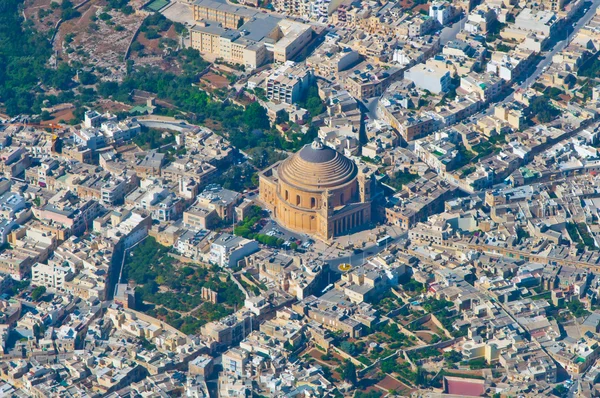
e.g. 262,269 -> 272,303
8,122 -> 63,153
12,122 -> 62,139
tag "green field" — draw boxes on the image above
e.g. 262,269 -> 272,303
146,0 -> 169,12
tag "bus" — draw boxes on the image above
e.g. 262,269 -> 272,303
376,235 -> 392,247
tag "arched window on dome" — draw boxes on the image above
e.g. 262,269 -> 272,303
311,197 -> 316,208
340,193 -> 345,205
285,190 -> 289,201
296,195 -> 301,206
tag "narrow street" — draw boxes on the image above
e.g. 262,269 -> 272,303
487,0 -> 600,113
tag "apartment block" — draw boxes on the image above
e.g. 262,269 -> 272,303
273,0 -> 343,20
460,74 -> 504,102
197,184 -> 241,221
404,64 -> 452,94
209,233 -> 259,268
514,9 -> 558,37
190,2 -> 313,67
32,262 -> 73,293
193,0 -> 257,29
342,62 -> 402,100
190,20 -> 270,70
273,20 -> 313,63
266,62 -> 314,104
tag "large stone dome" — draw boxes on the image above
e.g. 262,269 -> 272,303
279,140 -> 357,191
259,138 -> 373,240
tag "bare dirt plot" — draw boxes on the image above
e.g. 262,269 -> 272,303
413,3 -> 429,13
306,348 -> 344,366
54,3 -> 145,80
361,385 -> 387,395
377,375 -> 404,391
398,0 -> 421,9
420,319 -> 448,336
43,108 -> 76,124
204,119 -> 224,133
24,0 -> 62,33
200,72 -> 230,90
415,331 -> 437,343
136,31 -> 162,54
396,312 -> 421,326
95,99 -> 133,113
133,25 -> 178,57
305,348 -> 343,381
376,375 -> 414,395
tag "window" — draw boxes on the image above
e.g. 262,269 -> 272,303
311,197 -> 316,208
296,195 -> 301,206
285,190 -> 289,200
340,193 -> 345,204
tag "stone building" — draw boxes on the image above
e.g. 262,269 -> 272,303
259,139 -> 374,240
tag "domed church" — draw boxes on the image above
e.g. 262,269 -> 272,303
259,139 -> 374,240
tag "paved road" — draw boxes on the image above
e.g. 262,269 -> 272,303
457,1 -> 600,122
499,0 -> 600,108
325,232 -> 409,271
523,2 -> 599,85
259,219 -> 306,245
361,16 -> 467,123
567,378 -> 579,398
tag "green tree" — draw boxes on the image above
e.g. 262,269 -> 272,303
342,360 -> 357,385
0,0 -> 54,115
403,278 -> 425,293
50,63 -> 75,90
98,81 -> 119,97
78,71 -> 97,85
388,171 -> 418,191
341,341 -> 357,356
300,83 -> 324,117
121,5 -> 134,14
33,322 -> 46,337
416,367 -> 428,386
145,28 -> 160,40
381,358 -> 398,374
61,1 -> 81,20
443,350 -> 462,364
243,102 -> 270,130
31,286 -> 47,301
530,96 -> 559,123
130,41 -> 144,52
306,96 -> 324,116
568,298 -> 590,318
